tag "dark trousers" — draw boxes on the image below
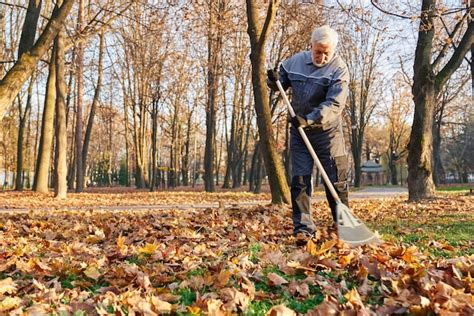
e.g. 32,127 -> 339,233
290,128 -> 349,235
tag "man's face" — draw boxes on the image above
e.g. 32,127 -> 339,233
311,42 -> 335,67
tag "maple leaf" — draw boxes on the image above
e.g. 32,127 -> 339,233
265,304 -> 296,316
344,288 -> 365,308
267,273 -> 288,287
84,266 -> 101,280
214,269 -> 232,288
0,296 -> 22,312
187,306 -> 201,315
116,235 -> 128,255
0,278 -> 16,295
240,275 -> 255,300
307,239 -> 337,256
306,296 -> 339,315
151,296 -> 172,313
288,281 -> 310,298
219,287 -> 250,312
207,298 -> 225,316
402,246 -> 419,263
138,243 -> 158,256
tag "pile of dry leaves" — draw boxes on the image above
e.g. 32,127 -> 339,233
0,194 -> 472,315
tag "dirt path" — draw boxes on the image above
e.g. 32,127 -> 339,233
0,187 -> 408,213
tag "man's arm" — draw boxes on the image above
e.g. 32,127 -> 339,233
306,65 -> 349,128
267,64 -> 291,91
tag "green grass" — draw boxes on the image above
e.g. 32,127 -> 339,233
60,274 -> 78,289
176,288 -> 197,306
436,185 -> 472,192
378,214 -> 473,256
245,300 -> 273,316
249,242 -> 262,262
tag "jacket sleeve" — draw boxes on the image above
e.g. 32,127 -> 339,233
267,63 -> 291,91
306,65 -> 349,128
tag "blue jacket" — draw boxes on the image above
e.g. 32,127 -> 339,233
271,50 -> 349,158
279,51 -> 349,132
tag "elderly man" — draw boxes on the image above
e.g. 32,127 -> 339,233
267,25 -> 350,244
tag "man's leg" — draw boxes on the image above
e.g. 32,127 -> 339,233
291,175 -> 316,235
290,129 -> 316,236
323,156 -> 349,222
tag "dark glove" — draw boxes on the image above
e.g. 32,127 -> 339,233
267,68 -> 279,82
290,115 -> 309,128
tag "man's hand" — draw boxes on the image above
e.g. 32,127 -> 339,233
290,115 -> 309,128
267,68 -> 279,82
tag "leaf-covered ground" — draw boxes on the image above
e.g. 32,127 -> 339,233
0,190 -> 270,210
0,192 -> 472,315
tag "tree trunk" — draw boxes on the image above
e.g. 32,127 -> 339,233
408,73 -> 437,198
254,148 -> 264,194
150,98 -> 159,191
389,151 -> 398,185
33,51 -> 56,193
408,0 -> 472,200
18,0 -> 42,58
408,0 -> 438,199
54,26 -> 67,199
182,111 -> 193,186
248,141 -> 258,192
82,31 -> 104,183
75,0 -> 85,192
246,0 -> 290,204
15,77 -> 34,190
432,118 -> 445,186
0,0 -> 74,120
123,91 -> 131,187
352,129 -> 362,187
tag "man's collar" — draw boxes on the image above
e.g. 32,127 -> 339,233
304,51 -> 313,65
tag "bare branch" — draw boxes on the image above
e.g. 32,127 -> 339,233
369,0 -> 412,19
433,13 -> 469,70
435,19 -> 473,89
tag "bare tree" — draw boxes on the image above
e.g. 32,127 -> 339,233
339,8 -> 388,187
82,31 -> 105,186
54,17 -> 67,199
246,0 -> 290,204
384,75 -> 411,185
33,50 -> 56,193
370,0 -> 473,199
0,0 -> 75,120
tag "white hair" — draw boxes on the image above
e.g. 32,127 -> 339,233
311,25 -> 339,49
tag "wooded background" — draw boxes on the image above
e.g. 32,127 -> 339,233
0,0 -> 472,201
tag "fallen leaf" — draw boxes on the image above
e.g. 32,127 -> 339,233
187,306 -> 201,315
84,266 -> 101,280
151,296 -> 172,313
0,278 -> 16,295
267,273 -> 288,286
0,296 -> 22,312
266,304 -> 296,316
138,243 -> 158,255
214,269 -> 232,288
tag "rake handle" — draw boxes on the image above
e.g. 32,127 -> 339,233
275,80 -> 342,203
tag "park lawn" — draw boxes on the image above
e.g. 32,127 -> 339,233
0,193 -> 472,315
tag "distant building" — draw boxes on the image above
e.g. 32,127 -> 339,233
360,160 -> 386,185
